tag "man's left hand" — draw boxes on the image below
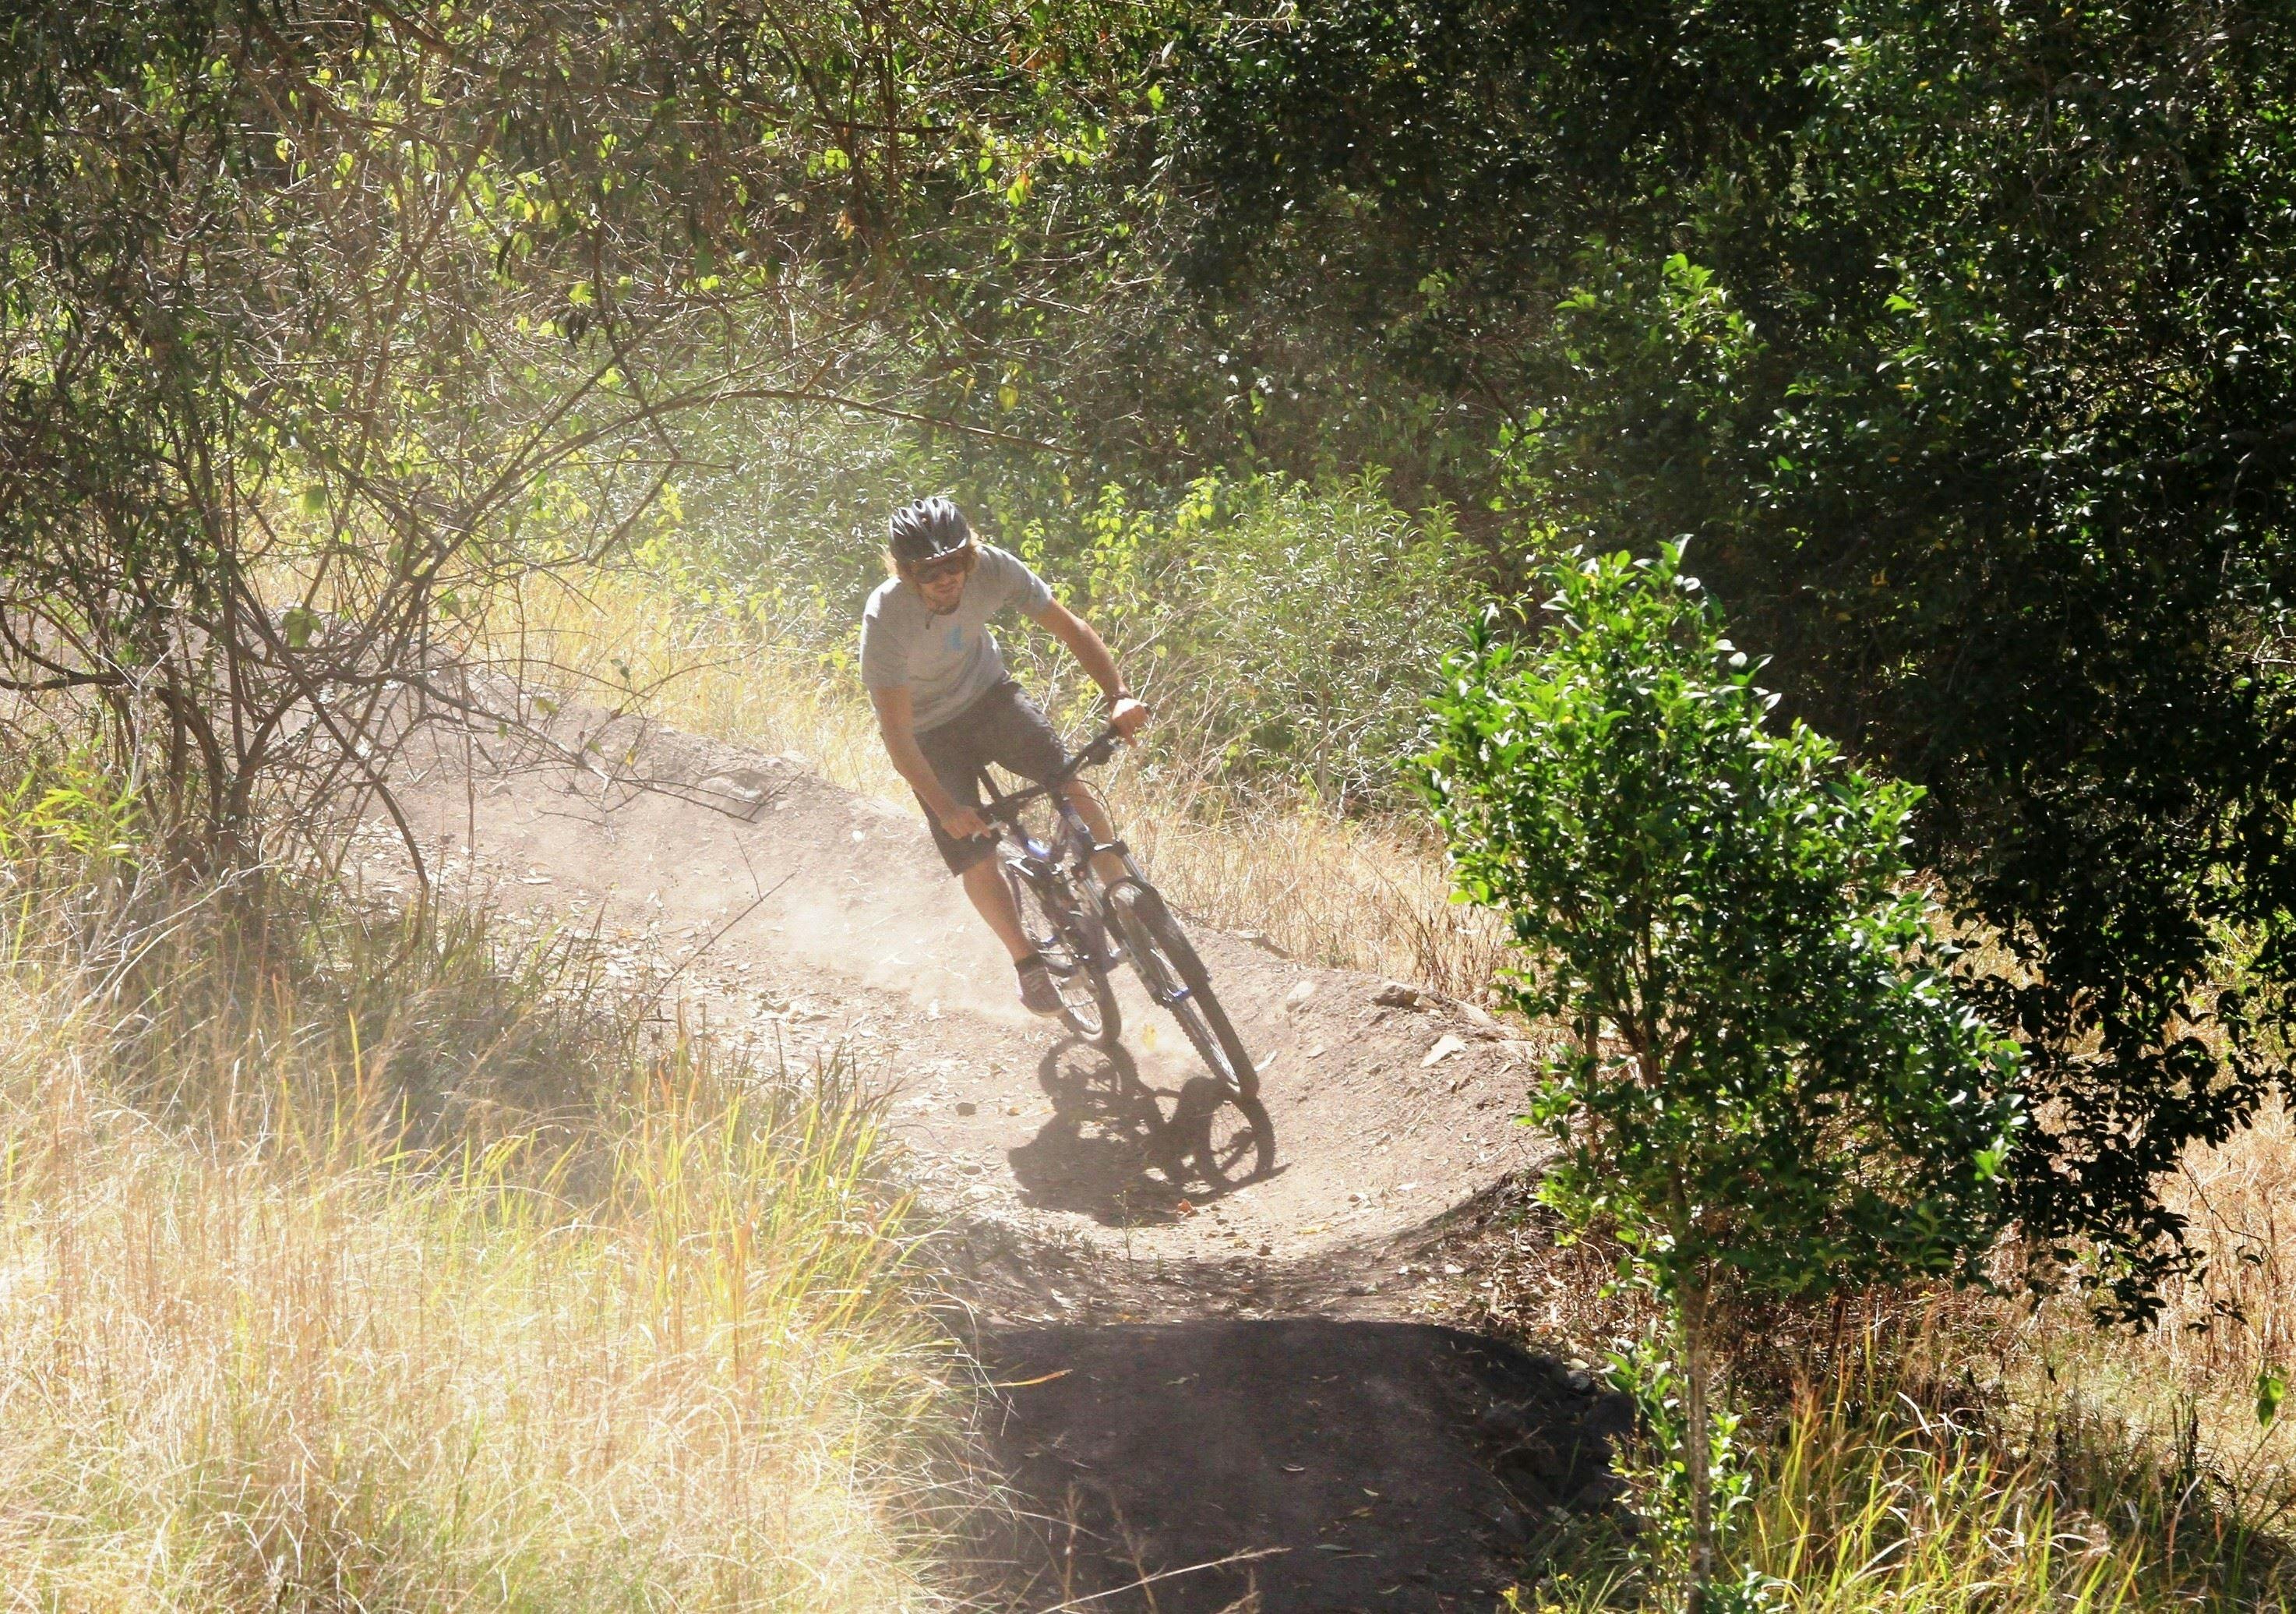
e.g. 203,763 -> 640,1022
1109,696 -> 1152,740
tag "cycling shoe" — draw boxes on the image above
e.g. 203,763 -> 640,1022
1015,955 -> 1061,1016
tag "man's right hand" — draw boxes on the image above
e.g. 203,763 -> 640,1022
937,803 -> 991,841
1109,695 -> 1152,740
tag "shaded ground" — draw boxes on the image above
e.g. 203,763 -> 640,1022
381,703 -> 1628,1610
967,1320 -> 1632,1613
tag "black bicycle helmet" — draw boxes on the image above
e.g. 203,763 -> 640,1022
887,496 -> 973,566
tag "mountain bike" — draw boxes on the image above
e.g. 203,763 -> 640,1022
979,726 -> 1273,1186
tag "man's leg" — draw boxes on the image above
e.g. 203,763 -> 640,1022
912,708 -> 1023,955
916,694 -> 1063,1015
974,684 -> 1129,888
1061,779 -> 1130,888
961,853 -> 1033,962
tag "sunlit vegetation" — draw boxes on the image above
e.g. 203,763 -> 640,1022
9,0 -> 2296,1607
0,761 -> 967,1607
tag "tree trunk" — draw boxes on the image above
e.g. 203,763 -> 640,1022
1682,1277 -> 1714,1614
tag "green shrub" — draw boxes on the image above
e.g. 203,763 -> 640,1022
1420,543 -> 2023,1608
1007,472 -> 1480,806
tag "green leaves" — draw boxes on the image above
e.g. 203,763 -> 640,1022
1418,542 -> 2023,1304
2260,1366 -> 2287,1430
280,606 -> 321,650
1162,0 -> 2296,1320
1420,542 -> 2024,1602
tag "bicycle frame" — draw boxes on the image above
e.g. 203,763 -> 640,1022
990,774 -> 1143,963
979,728 -> 1161,983
980,726 -> 1265,1125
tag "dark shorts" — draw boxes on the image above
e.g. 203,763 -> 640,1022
913,680 -> 1069,875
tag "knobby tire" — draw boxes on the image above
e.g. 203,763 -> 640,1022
1108,883 -> 1273,1184
1005,863 -> 1120,1046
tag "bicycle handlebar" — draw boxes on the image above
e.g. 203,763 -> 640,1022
978,724 -> 1126,825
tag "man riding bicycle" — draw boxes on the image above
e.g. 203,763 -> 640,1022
861,496 -> 1150,1015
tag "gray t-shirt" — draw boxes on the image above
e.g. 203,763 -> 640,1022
859,545 -> 1054,731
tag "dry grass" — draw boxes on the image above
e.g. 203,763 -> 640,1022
480,569 -> 1508,995
2152,1093 -> 2296,1388
1750,1105 -> 2296,1610
1465,1105 -> 2296,1609
1512,1386 -> 2288,1614
1735,1401 -> 2244,1612
0,846 -> 972,1609
1994,1098 -> 2296,1581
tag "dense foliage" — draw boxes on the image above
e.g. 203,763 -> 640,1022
1148,0 -> 2296,1315
1420,545 -> 2023,1603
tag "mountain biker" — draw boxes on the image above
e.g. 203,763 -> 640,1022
861,496 -> 1151,1015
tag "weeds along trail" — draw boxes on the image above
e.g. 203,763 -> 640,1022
0,848 -> 968,1609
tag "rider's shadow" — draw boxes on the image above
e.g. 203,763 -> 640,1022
1007,1039 -> 1237,1225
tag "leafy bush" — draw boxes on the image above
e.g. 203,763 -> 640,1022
1009,473 -> 1481,805
1420,544 -> 2022,1605
1496,12 -> 2296,1302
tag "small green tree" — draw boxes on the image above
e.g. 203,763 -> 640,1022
1418,546 -> 2023,1609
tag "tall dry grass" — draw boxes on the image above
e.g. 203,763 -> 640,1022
1737,1400 -> 2281,1612
1478,1103 -> 2296,1611
1513,1366 -> 2291,1614
1984,1097 -> 2296,1594
482,570 -> 1508,994
1719,1105 -> 2296,1612
2149,1094 -> 2296,1392
1515,1393 -> 2291,1614
1723,1108 -> 2296,1612
0,811 -> 971,1608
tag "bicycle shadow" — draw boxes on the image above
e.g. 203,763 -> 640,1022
1006,1038 -> 1279,1226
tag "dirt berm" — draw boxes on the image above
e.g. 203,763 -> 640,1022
379,705 -> 1632,1612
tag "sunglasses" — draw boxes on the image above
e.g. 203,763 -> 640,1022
911,548 -> 977,586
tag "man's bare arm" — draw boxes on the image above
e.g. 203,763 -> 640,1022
1032,599 -> 1150,736
870,684 -> 989,839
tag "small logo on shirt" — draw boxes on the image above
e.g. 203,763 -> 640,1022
945,623 -> 965,652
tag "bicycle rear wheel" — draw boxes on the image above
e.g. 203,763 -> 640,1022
1109,883 -> 1261,1103
1005,861 -> 1121,1045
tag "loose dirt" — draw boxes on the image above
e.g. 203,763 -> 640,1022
381,706 -> 1630,1612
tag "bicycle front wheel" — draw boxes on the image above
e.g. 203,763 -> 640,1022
1005,862 -> 1121,1045
1109,883 -> 1260,1103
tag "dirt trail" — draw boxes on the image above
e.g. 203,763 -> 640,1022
382,706 -> 1626,1612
